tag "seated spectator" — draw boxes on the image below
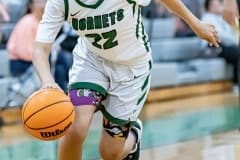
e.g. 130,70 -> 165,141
7,0 -> 46,77
174,0 -> 203,37
202,0 -> 240,93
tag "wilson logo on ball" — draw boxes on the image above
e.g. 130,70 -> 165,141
40,122 -> 72,138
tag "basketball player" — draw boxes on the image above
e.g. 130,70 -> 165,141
32,0 -> 220,160
223,0 -> 239,25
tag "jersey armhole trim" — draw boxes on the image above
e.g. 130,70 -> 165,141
64,0 -> 69,20
126,0 -> 137,15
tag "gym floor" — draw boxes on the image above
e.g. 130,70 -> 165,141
0,92 -> 239,160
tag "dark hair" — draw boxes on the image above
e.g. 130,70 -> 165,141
204,0 -> 211,11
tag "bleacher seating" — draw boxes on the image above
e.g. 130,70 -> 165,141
0,78 -> 10,107
188,59 -> 233,81
151,62 -> 178,88
0,50 -> 10,77
4,66 -> 41,107
4,0 -> 27,22
149,18 -> 175,39
0,23 -> 15,44
151,37 -> 202,62
0,49 -> 41,107
0,0 -> 28,43
141,18 -> 233,89
0,49 -> 10,107
150,58 -> 232,88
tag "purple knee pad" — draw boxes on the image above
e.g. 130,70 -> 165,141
69,89 -> 103,106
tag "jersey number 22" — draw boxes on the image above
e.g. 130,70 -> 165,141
86,29 -> 118,50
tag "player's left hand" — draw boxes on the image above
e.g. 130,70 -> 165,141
193,22 -> 220,47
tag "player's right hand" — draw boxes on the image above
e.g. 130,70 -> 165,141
193,22 -> 220,48
41,81 -> 63,92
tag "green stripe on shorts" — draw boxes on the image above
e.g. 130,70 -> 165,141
137,90 -> 147,105
69,82 -> 107,97
101,108 -> 137,127
141,74 -> 150,91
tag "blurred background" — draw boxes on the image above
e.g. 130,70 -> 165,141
0,0 -> 239,159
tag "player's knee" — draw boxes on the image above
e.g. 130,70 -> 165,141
66,119 -> 89,142
100,136 -> 126,160
102,117 -> 131,139
100,137 -> 125,160
100,149 -> 121,160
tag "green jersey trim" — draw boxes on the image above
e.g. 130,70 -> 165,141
126,0 -> 136,15
148,60 -> 152,70
75,0 -> 104,9
136,6 -> 140,39
141,74 -> 150,91
136,6 -> 150,52
141,20 -> 150,52
64,0 -> 69,20
137,90 -> 147,105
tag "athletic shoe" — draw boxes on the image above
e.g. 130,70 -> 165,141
123,119 -> 142,160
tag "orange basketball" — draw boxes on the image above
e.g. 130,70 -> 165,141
22,88 -> 75,141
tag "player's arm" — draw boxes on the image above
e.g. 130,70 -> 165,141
223,0 -> 239,25
158,0 -> 220,47
33,42 -> 59,88
33,0 -> 65,89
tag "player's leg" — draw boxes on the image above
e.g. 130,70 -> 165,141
99,117 -> 142,160
100,128 -> 133,159
58,47 -> 109,160
99,60 -> 152,160
122,119 -> 142,160
59,84 -> 107,160
58,104 -> 96,160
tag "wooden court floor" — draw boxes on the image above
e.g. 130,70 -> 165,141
0,91 -> 239,160
141,130 -> 240,160
140,92 -> 240,160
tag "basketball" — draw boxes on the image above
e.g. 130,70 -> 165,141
22,88 -> 75,141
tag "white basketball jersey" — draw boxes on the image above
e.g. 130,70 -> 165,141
37,0 -> 151,64
66,0 -> 151,64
